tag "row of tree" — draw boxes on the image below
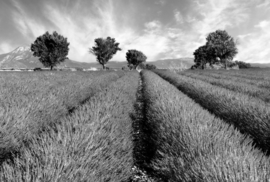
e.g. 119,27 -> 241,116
31,30 -> 250,71
193,30 -> 238,69
31,31 -> 154,70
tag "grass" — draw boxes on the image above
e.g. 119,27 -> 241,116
0,71 -> 140,181
136,70 -> 270,181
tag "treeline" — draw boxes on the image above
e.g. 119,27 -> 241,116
31,32 -> 156,70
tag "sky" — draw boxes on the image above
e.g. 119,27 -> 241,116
0,0 -> 270,63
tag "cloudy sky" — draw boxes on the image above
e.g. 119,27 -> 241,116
0,0 -> 270,63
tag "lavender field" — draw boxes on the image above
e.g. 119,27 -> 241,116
1,69 -> 270,181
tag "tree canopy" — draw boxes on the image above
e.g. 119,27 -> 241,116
193,30 -> 238,69
31,31 -> 69,70
235,61 -> 251,69
206,30 -> 238,68
89,37 -> 121,69
126,50 -> 147,70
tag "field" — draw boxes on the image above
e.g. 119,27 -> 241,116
1,69 -> 270,181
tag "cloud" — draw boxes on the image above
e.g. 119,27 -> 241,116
1,0 -> 270,63
236,20 -> 270,63
191,0 -> 249,39
12,11 -> 48,40
41,1 -> 173,62
174,10 -> 184,24
144,21 -> 162,30
256,0 -> 270,9
154,0 -> 250,60
155,0 -> 166,6
255,20 -> 270,28
0,43 -> 14,53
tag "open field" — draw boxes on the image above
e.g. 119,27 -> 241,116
0,71 -> 124,162
177,70 -> 270,102
139,70 -> 270,181
0,71 -> 139,181
1,69 -> 270,181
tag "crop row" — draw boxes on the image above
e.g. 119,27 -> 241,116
0,71 -> 140,181
154,70 -> 270,154
197,69 -> 270,81
179,71 -> 270,102
0,71 -> 124,164
182,70 -> 270,89
188,71 -> 270,89
134,70 -> 270,181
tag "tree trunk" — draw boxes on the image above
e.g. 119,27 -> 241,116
201,62 -> 205,69
50,66 -> 53,70
102,64 -> 106,70
224,59 -> 227,69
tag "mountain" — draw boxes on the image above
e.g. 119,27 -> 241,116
0,46 -> 100,69
152,58 -> 194,69
0,47 -> 42,68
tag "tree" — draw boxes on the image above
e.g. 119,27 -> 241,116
126,50 -> 147,70
206,30 -> 238,69
31,31 -> 69,70
145,64 -> 157,70
193,45 -> 208,69
235,61 -> 251,69
89,37 -> 121,69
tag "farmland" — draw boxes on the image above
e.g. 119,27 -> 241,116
1,69 -> 270,181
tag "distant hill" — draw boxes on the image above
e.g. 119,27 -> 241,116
250,63 -> 270,68
0,46 -> 99,69
0,46 -> 195,70
0,47 -> 41,68
152,58 -> 194,69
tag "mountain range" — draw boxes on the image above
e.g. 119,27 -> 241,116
1,46 -> 266,70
